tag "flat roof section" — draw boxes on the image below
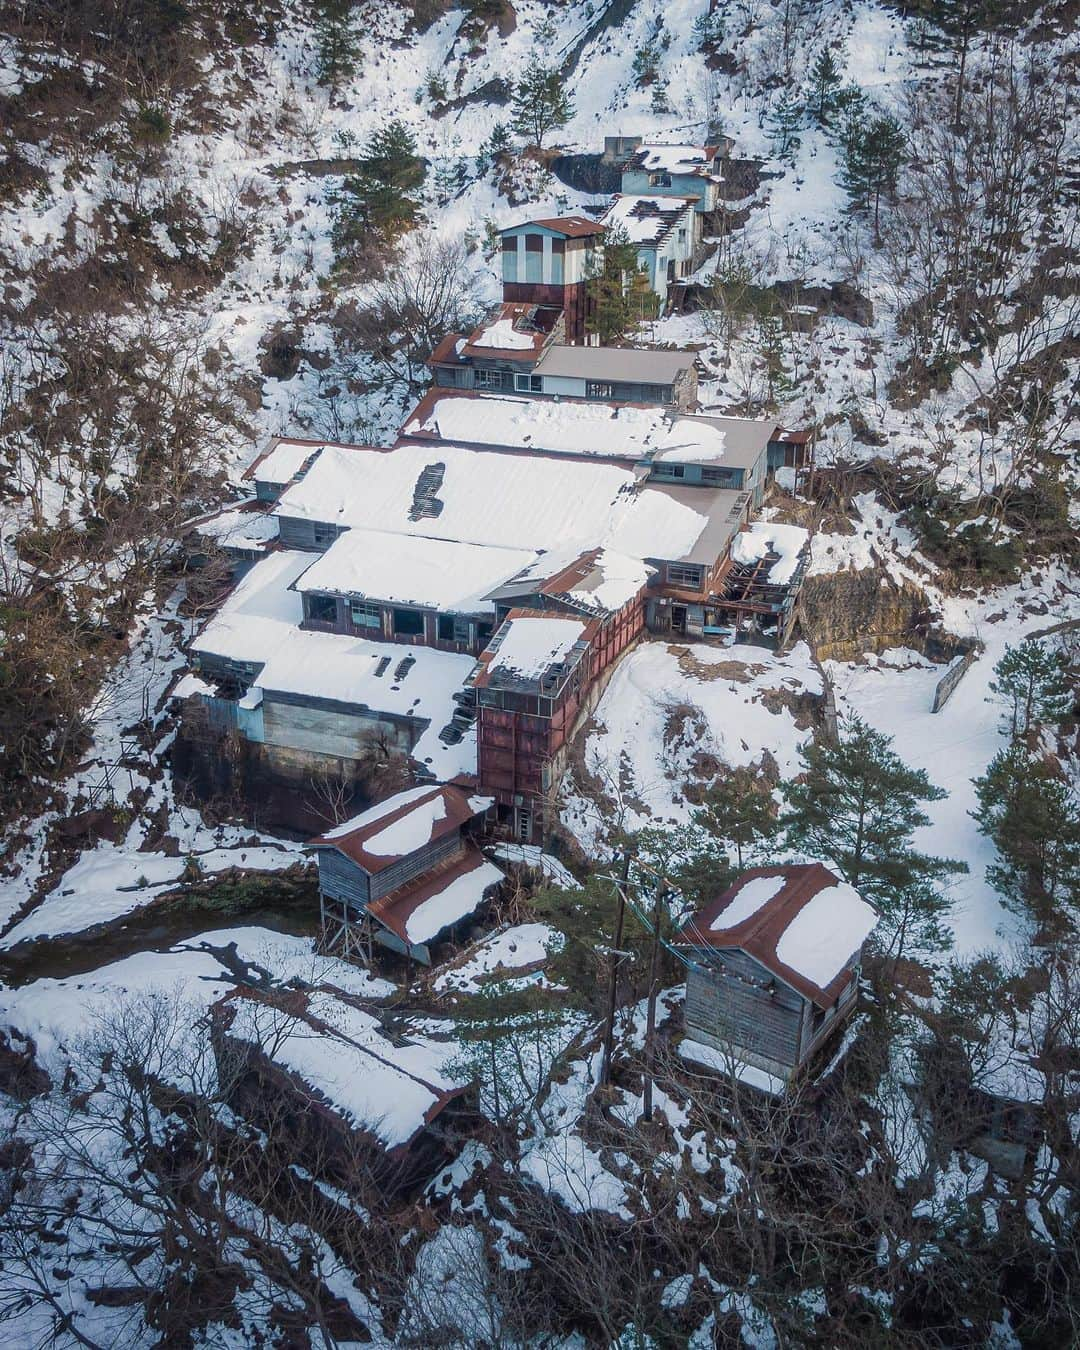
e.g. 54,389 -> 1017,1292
294,530 -> 538,614
533,344 -> 696,384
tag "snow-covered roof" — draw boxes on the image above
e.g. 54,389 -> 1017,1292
601,193 -> 696,247
190,551 -> 477,779
192,503 -> 279,551
295,529 -> 538,613
190,548 -> 310,665
243,437 -> 326,485
652,414 -> 772,469
470,317 -> 534,351
730,522 -> 810,585
495,546 -> 653,615
220,988 -> 463,1150
403,391 -> 666,459
311,784 -> 492,873
273,442 -> 712,564
485,616 -> 587,680
370,850 -> 505,946
630,143 -> 724,181
403,391 -> 775,472
676,863 -> 878,1007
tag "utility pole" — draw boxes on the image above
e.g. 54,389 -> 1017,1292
599,850 -> 632,1088
641,878 -> 668,1124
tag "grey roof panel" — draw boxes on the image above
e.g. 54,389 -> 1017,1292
534,344 -> 696,384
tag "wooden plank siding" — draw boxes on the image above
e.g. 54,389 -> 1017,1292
685,950 -> 806,1076
316,830 -> 464,913
685,947 -> 860,1080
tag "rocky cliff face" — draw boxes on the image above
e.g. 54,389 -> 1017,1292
797,567 -> 931,662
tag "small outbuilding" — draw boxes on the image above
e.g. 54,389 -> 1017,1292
675,863 -> 878,1083
311,784 -> 503,965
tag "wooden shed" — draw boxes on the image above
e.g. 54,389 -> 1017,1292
674,864 -> 878,1083
311,784 -> 503,965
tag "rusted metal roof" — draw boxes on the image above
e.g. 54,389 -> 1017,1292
310,784 -> 490,875
675,863 -> 878,1008
366,845 -> 501,945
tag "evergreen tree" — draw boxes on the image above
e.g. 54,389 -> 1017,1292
314,0 -> 360,96
766,91 -> 802,164
331,120 -> 426,261
783,716 -> 965,959
693,768 -> 780,872
839,111 -> 905,235
989,640 -> 1073,739
585,223 -> 656,344
809,47 -> 843,124
510,61 -> 573,149
973,744 -> 1080,933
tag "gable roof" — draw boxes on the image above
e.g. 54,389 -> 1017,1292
400,389 -> 775,472
601,193 -> 697,247
310,784 -> 492,874
675,863 -> 878,1008
501,215 -> 605,239
215,986 -> 465,1153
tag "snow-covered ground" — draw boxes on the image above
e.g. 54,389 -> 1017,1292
562,639 -> 823,851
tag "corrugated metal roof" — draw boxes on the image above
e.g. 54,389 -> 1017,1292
675,863 -> 878,1008
534,344 -> 696,383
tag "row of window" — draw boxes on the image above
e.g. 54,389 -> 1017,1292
652,463 -> 741,486
307,595 -> 489,646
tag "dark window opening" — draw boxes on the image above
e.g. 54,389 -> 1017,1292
524,235 -> 544,252
307,594 -> 337,624
653,463 -> 685,479
702,466 -> 738,487
312,521 -> 340,548
667,565 -> 702,588
393,608 -> 425,636
437,614 -> 472,644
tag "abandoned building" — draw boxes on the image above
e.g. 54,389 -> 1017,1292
675,864 -> 878,1083
177,417 -> 810,835
212,984 -> 475,1193
600,193 -> 698,308
310,783 -> 502,965
619,142 -> 728,215
498,215 -> 605,344
429,323 -> 699,408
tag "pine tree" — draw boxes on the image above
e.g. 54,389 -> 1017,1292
586,223 -> 655,344
989,640 -> 1073,739
839,111 -> 905,235
783,716 -> 965,959
314,0 -> 360,96
973,744 -> 1080,933
510,61 -> 573,149
766,91 -> 802,164
331,120 -> 426,261
691,768 -> 779,872
809,47 -> 843,125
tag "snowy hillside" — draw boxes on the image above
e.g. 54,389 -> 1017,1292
0,1 -> 1077,1346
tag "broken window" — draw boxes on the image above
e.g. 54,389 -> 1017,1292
392,608 -> 424,637
667,564 -> 703,588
